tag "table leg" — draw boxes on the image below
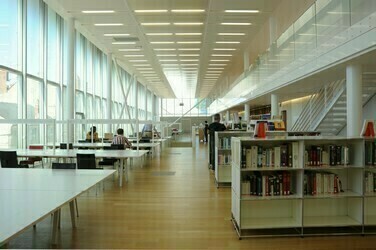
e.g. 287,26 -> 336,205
119,159 -> 123,187
52,210 -> 59,245
125,159 -> 128,182
69,200 -> 76,228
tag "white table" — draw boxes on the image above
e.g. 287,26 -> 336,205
14,149 -> 148,187
0,168 -> 115,246
44,142 -> 159,153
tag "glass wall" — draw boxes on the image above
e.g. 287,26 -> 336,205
161,98 -> 209,117
0,0 -> 157,148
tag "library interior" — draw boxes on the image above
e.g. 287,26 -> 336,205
1,0 -> 376,249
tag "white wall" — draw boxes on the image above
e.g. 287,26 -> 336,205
280,96 -> 311,131
338,94 -> 376,136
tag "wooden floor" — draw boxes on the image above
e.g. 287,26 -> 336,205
8,142 -> 376,249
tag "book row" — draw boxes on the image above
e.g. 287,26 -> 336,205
303,172 -> 344,196
305,145 -> 349,167
365,171 -> 376,193
219,137 -> 231,149
241,143 -> 299,169
365,141 -> 376,166
218,154 -> 232,165
241,172 -> 292,196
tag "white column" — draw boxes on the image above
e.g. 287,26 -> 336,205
65,18 -> 75,143
346,64 -> 362,137
106,53 -> 112,132
226,110 -> 230,124
244,104 -> 250,123
271,94 -> 279,118
145,87 -> 148,120
134,77 -> 138,120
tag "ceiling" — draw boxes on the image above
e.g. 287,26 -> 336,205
54,0 -> 280,99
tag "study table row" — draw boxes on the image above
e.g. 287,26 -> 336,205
11,148 -> 148,187
0,168 -> 116,246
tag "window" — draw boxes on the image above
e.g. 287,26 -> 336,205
27,78 -> 42,119
47,7 -> 62,82
47,83 -> 59,119
0,0 -> 21,70
27,0 -> 43,77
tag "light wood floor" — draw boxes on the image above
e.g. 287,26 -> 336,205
9,143 -> 376,249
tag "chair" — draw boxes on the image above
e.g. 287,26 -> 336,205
76,154 -> 98,169
60,143 -> 73,149
51,162 -> 76,169
19,145 -> 44,168
111,144 -> 125,150
0,151 -> 29,168
98,146 -> 119,168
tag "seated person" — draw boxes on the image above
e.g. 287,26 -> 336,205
86,126 -> 99,142
141,124 -> 153,138
112,128 -> 132,149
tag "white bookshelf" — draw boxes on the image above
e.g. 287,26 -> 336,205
231,136 -> 370,238
214,131 -> 252,187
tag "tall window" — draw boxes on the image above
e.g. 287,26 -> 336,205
47,7 -> 61,82
0,0 -> 21,70
27,0 -> 43,77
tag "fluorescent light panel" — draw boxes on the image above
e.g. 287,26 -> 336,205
225,10 -> 259,13
134,10 -> 168,13
215,41 -> 240,44
177,41 -> 201,44
119,49 -> 141,52
124,55 -> 144,57
175,33 -> 202,36
151,41 -> 175,44
129,59 -> 147,62
210,59 -> 230,61
141,23 -> 170,26
179,54 -> 200,56
218,33 -> 245,36
213,48 -> 236,51
178,48 -> 200,51
171,9 -> 205,13
146,33 -> 173,36
112,42 -> 136,45
173,22 -> 203,25
212,54 -> 232,56
221,22 -> 251,26
154,48 -> 176,51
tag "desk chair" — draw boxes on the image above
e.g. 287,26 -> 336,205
76,154 -> 98,169
60,143 -> 73,149
52,162 -> 79,217
98,146 -> 118,168
0,151 -> 29,168
19,145 -> 44,168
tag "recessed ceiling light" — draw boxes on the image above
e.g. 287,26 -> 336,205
146,33 -> 173,36
180,59 -> 199,62
150,41 -> 175,44
224,10 -> 259,13
177,41 -> 201,44
129,59 -> 148,62
209,64 -> 227,66
104,33 -> 130,37
82,10 -> 115,14
171,9 -> 205,13
95,23 -> 123,26
156,54 -> 177,57
159,59 -> 178,62
179,54 -> 200,57
112,42 -> 136,45
212,54 -> 232,57
215,41 -> 240,44
124,55 -> 144,57
210,59 -> 230,61
134,10 -> 168,13
221,22 -> 251,26
173,23 -> 203,26
141,23 -> 170,26
178,48 -> 200,51
119,49 -> 141,52
154,48 -> 176,51
213,48 -> 236,51
218,33 -> 245,36
175,33 -> 202,36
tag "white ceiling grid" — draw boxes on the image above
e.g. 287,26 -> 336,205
56,0 -> 278,99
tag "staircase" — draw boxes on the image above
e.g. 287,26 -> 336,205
291,79 -> 376,135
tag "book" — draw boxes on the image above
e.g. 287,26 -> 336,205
274,146 -> 281,168
251,146 -> 258,168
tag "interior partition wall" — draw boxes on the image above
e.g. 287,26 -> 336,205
0,0 -> 157,148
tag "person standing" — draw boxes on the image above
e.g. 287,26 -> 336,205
208,114 -> 226,170
204,121 -> 209,143
112,128 -> 132,148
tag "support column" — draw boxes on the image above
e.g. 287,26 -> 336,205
65,18 -> 75,143
271,94 -> 279,119
145,87 -> 148,120
346,64 -> 362,137
106,53 -> 112,132
134,77 -> 138,120
225,110 -> 230,125
244,104 -> 250,123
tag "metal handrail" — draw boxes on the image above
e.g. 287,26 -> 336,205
291,79 -> 345,132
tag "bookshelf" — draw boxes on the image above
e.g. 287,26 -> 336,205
231,136 -> 371,238
214,131 -> 252,187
